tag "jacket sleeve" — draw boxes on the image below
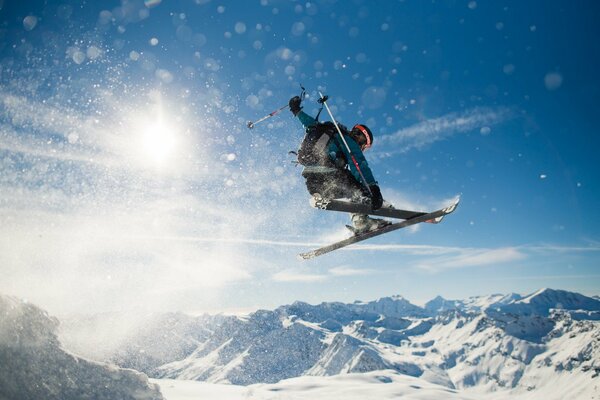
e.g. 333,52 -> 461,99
338,135 -> 377,186
296,111 -> 318,129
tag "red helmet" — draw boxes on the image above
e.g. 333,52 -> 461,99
351,124 -> 373,150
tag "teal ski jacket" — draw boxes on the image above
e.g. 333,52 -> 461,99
295,111 -> 377,186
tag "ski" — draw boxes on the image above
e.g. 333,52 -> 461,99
299,198 -> 459,260
310,197 -> 429,221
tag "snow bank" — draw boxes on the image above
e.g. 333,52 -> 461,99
0,295 -> 163,400
154,370 -> 474,400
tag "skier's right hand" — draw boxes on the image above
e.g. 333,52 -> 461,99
369,184 -> 384,210
289,96 -> 302,116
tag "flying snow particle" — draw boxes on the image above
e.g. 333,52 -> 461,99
381,23 -> 389,31
23,15 -> 38,31
246,94 -> 259,108
234,22 -> 246,34
540,174 -> 547,179
204,57 -> 220,71
355,53 -> 367,63
503,64 -> 515,75
544,72 -> 563,91
361,86 -> 387,109
193,33 -> 207,47
98,10 -> 112,25
155,69 -> 174,83
72,50 -> 86,64
530,25 -> 537,32
224,31 -> 232,39
86,46 -> 102,60
139,8 -> 150,20
468,1 -> 477,9
67,133 -> 79,144
291,21 -> 305,36
57,5 -> 73,20
176,25 -> 193,42
495,22 -> 504,31
129,50 -> 140,61
149,37 -> 159,46
278,47 -> 293,60
480,126 -> 491,135
217,5 -> 225,13
284,65 -> 296,75
253,40 -> 263,50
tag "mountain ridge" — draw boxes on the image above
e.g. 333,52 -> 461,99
55,287 -> 600,400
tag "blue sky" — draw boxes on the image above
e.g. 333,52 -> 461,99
0,0 -> 599,315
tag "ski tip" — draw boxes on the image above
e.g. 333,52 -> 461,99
426,215 -> 445,224
453,195 -> 461,207
446,197 -> 460,213
298,251 -> 316,260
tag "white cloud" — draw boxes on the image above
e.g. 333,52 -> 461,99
415,247 -> 526,272
376,107 -> 513,155
329,266 -> 374,276
272,270 -> 328,282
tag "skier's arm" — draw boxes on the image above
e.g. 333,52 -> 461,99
296,111 -> 317,129
290,96 -> 318,129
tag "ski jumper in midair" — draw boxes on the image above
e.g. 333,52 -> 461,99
289,95 -> 391,234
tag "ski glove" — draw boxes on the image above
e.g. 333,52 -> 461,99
289,96 -> 302,116
369,184 -> 384,210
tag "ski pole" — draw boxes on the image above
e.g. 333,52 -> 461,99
318,91 -> 373,197
246,103 -> 289,129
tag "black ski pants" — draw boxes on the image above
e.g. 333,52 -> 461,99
302,169 -> 367,200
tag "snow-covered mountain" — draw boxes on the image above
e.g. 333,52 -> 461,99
0,295 -> 164,400
59,289 -> 600,399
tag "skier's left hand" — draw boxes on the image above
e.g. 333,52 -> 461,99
369,184 -> 383,210
289,96 -> 302,116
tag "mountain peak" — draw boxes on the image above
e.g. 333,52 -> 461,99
498,288 -> 600,316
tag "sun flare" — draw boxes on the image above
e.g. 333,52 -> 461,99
141,120 -> 177,164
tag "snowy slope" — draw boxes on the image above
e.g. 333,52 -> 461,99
59,288 -> 600,399
60,311 -> 229,374
0,295 -> 163,400
153,370 -> 478,400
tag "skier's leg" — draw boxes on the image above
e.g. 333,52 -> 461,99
334,170 -> 391,234
303,171 -> 354,200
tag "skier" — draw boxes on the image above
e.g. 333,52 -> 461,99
289,95 -> 391,234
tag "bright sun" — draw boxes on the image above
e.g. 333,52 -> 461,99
123,96 -> 187,173
141,120 -> 177,164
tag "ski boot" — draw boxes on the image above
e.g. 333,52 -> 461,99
347,214 -> 391,235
